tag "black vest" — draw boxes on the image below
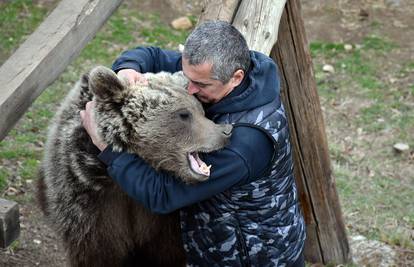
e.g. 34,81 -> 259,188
180,92 -> 306,267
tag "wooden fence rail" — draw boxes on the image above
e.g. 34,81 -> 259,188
0,0 -> 123,141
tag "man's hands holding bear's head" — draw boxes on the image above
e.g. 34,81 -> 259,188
80,101 -> 108,152
117,69 -> 148,85
80,69 -> 149,151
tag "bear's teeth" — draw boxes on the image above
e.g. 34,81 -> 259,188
188,152 -> 210,176
199,163 -> 211,175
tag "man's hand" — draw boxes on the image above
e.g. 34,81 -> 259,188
117,69 -> 148,85
80,101 -> 108,151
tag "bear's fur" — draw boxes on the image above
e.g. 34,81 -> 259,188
37,66 -> 232,267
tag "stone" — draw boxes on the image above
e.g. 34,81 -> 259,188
171,16 -> 193,30
344,44 -> 353,51
350,235 -> 396,267
322,64 -> 335,73
393,143 -> 409,152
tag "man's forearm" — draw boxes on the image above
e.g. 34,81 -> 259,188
98,147 -> 250,214
112,46 -> 182,74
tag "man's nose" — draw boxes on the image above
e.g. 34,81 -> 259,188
187,82 -> 200,95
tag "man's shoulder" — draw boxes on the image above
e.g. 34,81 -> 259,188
250,50 -> 274,64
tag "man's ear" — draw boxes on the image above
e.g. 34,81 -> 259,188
89,66 -> 126,101
229,69 -> 245,88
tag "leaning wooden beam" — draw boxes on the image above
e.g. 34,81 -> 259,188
0,0 -> 124,141
199,0 -> 351,264
270,1 -> 351,263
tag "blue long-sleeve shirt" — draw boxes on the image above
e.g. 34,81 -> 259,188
99,125 -> 274,214
112,46 -> 182,73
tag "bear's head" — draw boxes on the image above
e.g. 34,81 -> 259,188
88,66 -> 232,183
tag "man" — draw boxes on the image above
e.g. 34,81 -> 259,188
81,20 -> 306,267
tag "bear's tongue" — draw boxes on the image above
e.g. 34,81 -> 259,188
188,152 -> 211,176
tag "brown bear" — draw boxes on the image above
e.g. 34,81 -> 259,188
37,66 -> 232,267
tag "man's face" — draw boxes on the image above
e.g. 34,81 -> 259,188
182,58 -> 240,104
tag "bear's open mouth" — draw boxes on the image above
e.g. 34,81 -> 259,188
188,152 -> 211,177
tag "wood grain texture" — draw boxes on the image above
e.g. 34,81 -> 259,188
198,0 -> 241,24
0,0 -> 123,141
233,0 -> 286,54
270,0 -> 351,264
200,0 -> 351,264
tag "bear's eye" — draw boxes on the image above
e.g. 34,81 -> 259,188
178,110 -> 191,121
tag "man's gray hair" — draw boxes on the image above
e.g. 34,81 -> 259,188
183,20 -> 250,84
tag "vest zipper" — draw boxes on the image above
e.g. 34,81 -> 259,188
235,221 -> 251,267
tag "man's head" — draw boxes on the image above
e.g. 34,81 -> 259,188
182,20 -> 250,103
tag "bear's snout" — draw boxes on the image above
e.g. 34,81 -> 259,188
221,124 -> 233,137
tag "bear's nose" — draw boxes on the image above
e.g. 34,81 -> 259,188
222,125 -> 233,136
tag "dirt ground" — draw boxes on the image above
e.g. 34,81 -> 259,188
1,0 -> 413,266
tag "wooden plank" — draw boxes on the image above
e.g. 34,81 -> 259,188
232,0 -> 286,54
0,198 -> 20,248
0,0 -> 124,141
198,0 -> 241,23
270,0 -> 351,264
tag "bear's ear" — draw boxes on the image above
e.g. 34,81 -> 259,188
89,66 -> 126,101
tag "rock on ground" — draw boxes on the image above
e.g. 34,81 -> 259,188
350,235 -> 397,267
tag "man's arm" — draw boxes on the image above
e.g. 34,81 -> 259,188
80,101 -> 274,214
112,46 -> 182,74
98,126 -> 274,214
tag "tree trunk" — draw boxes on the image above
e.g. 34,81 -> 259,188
199,0 -> 351,264
270,0 -> 351,264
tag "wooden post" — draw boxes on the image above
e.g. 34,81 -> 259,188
232,0 -> 286,56
0,198 -> 20,248
0,0 -> 124,141
200,0 -> 351,264
270,0 -> 351,264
